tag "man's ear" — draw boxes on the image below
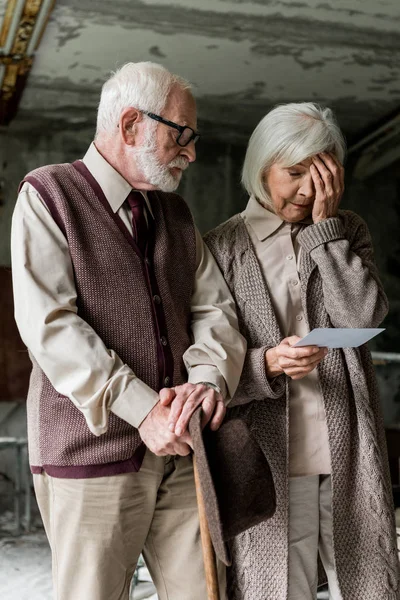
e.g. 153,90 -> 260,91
119,107 -> 142,146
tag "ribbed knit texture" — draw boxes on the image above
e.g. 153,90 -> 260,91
22,163 -> 196,472
205,209 -> 399,600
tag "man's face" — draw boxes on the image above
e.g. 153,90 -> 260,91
133,86 -> 197,192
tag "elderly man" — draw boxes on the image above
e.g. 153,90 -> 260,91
11,62 -> 246,600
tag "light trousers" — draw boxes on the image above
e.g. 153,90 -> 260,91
34,450 -> 226,600
288,475 -> 343,600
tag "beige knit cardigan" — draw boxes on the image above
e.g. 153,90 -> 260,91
204,210 -> 399,600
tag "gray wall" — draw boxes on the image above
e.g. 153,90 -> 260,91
0,125 -> 95,266
342,160 -> 400,354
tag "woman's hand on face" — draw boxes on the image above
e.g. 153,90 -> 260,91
310,152 -> 344,224
265,336 -> 328,380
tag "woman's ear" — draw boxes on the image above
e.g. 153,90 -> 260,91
119,108 -> 142,146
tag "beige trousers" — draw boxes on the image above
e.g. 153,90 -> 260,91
288,475 -> 343,600
34,450 -> 225,600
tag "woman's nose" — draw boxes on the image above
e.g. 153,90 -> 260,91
299,175 -> 315,198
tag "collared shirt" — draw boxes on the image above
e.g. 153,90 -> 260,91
242,195 -> 331,476
11,143 -> 246,436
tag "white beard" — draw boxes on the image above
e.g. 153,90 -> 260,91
132,130 -> 188,192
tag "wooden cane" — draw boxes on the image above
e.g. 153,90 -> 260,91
194,457 -> 221,600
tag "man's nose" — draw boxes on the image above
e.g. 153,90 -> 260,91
181,140 -> 196,163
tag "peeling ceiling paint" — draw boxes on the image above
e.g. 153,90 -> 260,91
2,0 -> 400,141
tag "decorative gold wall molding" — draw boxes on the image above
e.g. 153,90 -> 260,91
0,0 -> 55,125
0,0 -> 19,48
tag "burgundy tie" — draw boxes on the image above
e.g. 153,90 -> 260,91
127,191 -> 148,254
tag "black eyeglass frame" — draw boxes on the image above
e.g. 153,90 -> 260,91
142,110 -> 200,147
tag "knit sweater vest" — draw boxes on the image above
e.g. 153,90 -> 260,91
21,161 -> 196,478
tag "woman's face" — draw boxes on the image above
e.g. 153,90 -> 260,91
263,157 -> 316,222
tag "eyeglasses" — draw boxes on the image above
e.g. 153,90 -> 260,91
142,111 -> 200,147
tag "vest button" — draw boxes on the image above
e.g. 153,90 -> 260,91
164,376 -> 171,387
145,257 -> 151,266
160,336 -> 168,346
153,294 -> 161,305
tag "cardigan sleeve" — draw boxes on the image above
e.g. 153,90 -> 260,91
229,345 -> 286,406
298,211 -> 388,328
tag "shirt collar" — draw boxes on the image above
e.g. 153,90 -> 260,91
242,195 -> 284,241
242,196 -> 313,241
82,142 -> 154,218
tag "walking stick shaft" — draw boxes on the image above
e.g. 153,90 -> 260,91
194,458 -> 221,600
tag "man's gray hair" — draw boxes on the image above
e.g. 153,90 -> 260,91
96,62 -> 192,136
242,102 -> 346,205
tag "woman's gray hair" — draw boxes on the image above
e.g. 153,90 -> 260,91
241,102 -> 346,205
96,61 -> 192,136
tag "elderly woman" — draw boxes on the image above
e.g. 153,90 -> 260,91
204,103 -> 399,600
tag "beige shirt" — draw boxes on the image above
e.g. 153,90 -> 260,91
242,196 -> 331,476
11,143 -> 246,436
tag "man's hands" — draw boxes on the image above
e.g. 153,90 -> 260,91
310,152 -> 345,224
160,383 -> 226,435
138,383 -> 225,457
265,336 -> 328,380
138,401 -> 193,457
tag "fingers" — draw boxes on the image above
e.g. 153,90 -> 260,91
171,438 -> 192,456
312,152 -> 344,203
278,339 -> 323,361
154,439 -> 192,457
159,387 -> 176,406
285,335 -> 302,347
173,384 -> 216,436
319,152 -> 344,196
285,355 -> 325,379
324,152 -> 345,191
280,337 -> 315,355
310,152 -> 343,224
168,395 -> 191,433
310,162 -> 324,193
167,394 -> 189,433
179,430 -> 194,449
166,382 -> 204,434
164,427 -> 194,457
312,155 -> 334,197
200,392 -> 219,428
276,337 -> 329,378
139,401 -> 193,457
146,428 -> 193,457
209,400 -> 226,431
284,350 -> 327,369
309,163 -> 325,223
280,347 -> 328,369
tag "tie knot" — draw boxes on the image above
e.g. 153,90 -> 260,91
127,190 -> 144,210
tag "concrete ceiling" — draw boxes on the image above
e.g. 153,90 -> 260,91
3,0 -> 400,143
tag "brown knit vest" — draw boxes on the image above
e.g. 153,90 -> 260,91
21,161 -> 196,478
